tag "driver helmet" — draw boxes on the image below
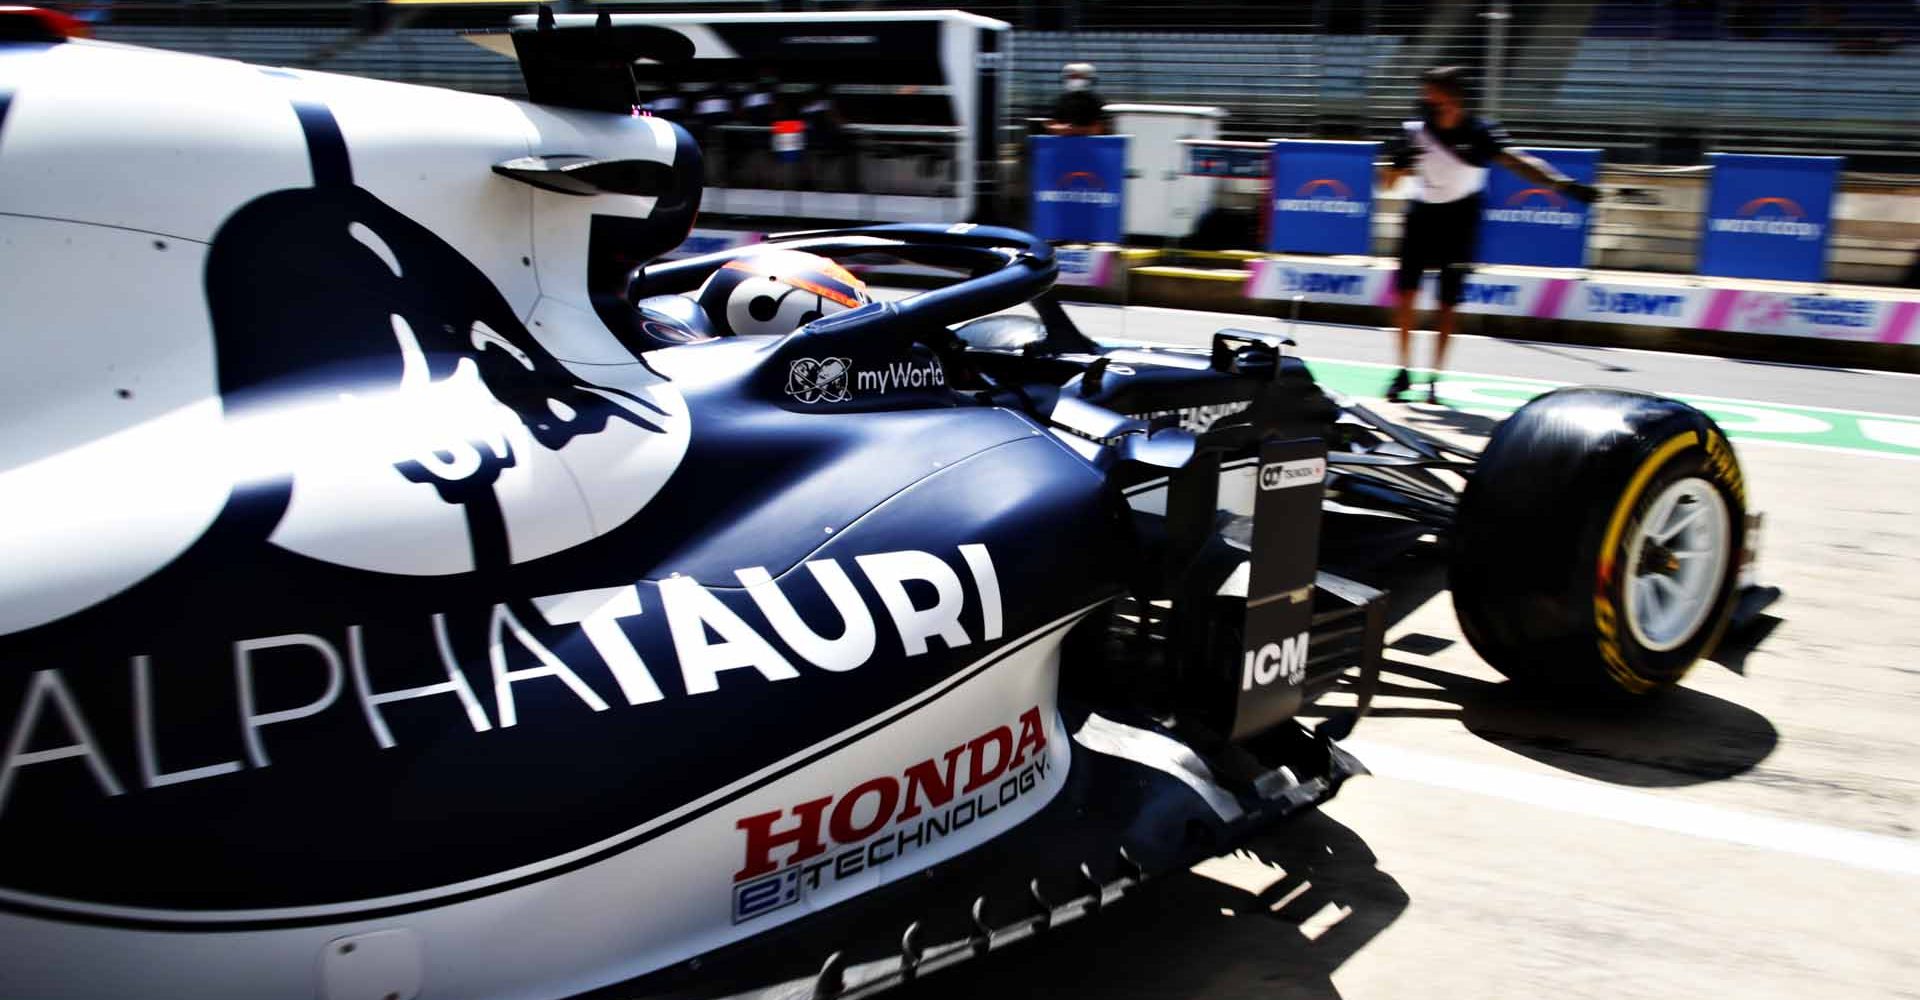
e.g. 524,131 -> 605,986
695,249 -> 871,337
1062,62 -> 1097,91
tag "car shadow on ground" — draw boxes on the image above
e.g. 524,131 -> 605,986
895,811 -> 1407,1000
1319,556 -> 1783,789
1358,659 -> 1781,787
1387,401 -> 1502,440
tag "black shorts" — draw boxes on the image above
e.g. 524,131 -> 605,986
1396,194 -> 1483,304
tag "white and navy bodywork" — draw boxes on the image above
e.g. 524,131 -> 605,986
0,27 -> 1128,999
2,13 -> 1757,1000
0,25 -> 1355,1000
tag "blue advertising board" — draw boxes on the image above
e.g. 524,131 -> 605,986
1476,147 -> 1600,268
1267,140 -> 1377,255
1029,135 -> 1127,244
1699,153 -> 1841,282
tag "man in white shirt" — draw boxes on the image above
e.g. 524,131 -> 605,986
1381,66 -> 1598,403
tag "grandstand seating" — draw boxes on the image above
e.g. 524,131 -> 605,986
86,5 -> 1917,171
1011,32 -> 1407,143
66,3 -> 1917,282
92,24 -> 525,95
1587,0 -> 1918,43
1553,40 -> 1917,121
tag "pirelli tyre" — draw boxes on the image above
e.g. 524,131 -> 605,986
1449,388 -> 1748,697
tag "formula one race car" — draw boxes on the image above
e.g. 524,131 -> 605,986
0,10 -> 1754,1000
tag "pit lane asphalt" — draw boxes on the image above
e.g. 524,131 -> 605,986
888,302 -> 1920,1000
1056,300 -> 1920,418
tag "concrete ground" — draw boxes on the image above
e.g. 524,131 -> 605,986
891,304 -> 1920,1000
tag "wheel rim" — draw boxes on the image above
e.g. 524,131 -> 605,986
1623,477 -> 1732,653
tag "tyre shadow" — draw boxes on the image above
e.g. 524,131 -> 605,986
1361,660 -> 1780,787
1323,556 -> 1782,789
896,811 -> 1408,1000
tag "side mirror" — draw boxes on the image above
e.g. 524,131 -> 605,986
952,314 -> 1048,352
494,155 -> 674,198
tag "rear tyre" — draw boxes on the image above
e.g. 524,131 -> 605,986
1449,388 -> 1748,697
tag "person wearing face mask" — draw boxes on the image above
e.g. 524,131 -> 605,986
1047,62 -> 1112,136
1380,65 -> 1600,403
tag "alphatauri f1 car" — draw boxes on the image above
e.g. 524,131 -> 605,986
0,10 -> 1756,1000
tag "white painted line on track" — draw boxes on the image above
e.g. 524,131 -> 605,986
1452,336 -> 1920,381
1344,739 -> 1920,877
1719,436 -> 1920,464
1298,355 -> 1920,423
1376,398 -> 1920,463
1087,344 -> 1920,460
1039,302 -> 1920,453
1484,339 -> 1920,381
1068,301 -> 1291,326
1089,329 -> 1920,423
1062,304 -> 1920,381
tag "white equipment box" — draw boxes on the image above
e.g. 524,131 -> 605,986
1106,103 -> 1226,239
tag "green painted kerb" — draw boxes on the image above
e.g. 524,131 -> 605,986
1303,360 -> 1920,459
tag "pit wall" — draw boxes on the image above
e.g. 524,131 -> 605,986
1239,257 -> 1918,345
1124,252 -> 1920,373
